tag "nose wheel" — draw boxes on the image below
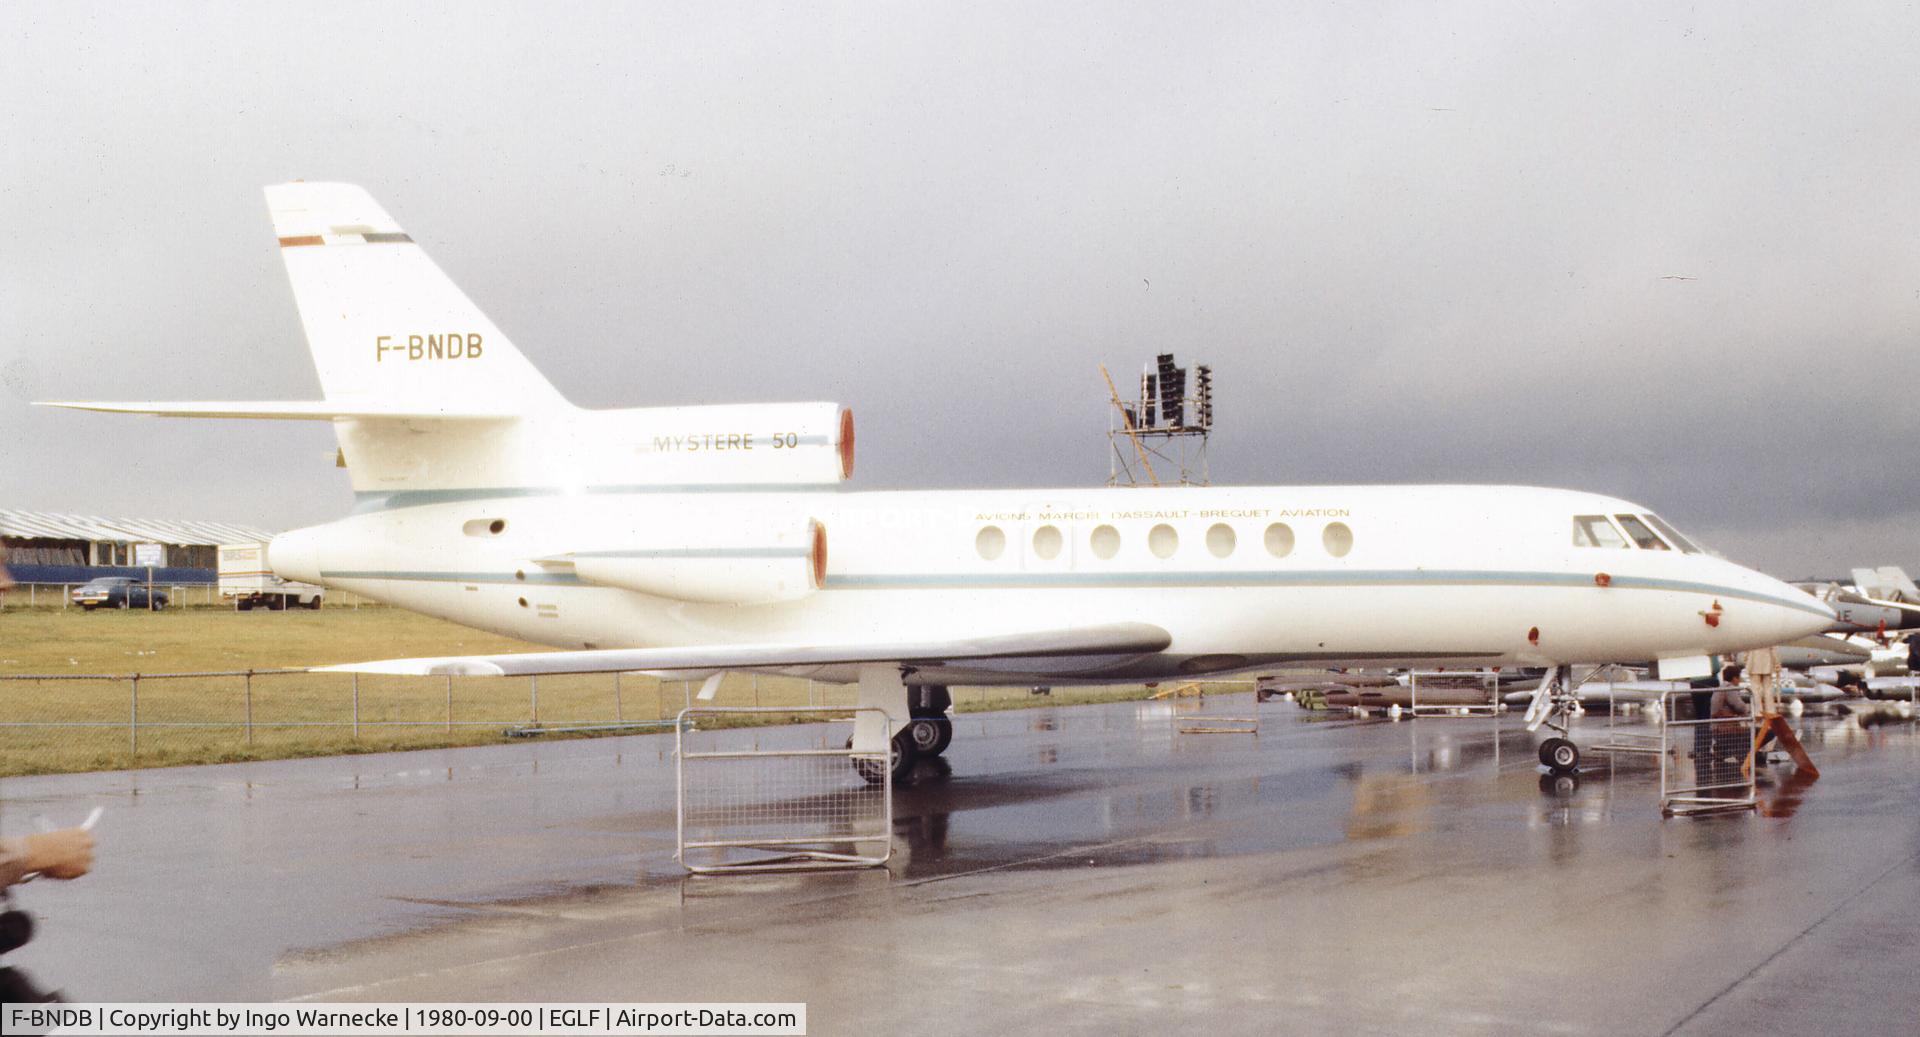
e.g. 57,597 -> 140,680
1538,736 -> 1580,773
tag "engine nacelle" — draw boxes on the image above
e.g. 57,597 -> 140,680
564,517 -> 827,605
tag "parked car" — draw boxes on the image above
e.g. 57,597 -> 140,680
71,577 -> 168,611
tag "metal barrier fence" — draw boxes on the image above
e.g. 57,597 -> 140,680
1589,676 -> 1668,758
1660,690 -> 1757,816
676,706 -> 893,873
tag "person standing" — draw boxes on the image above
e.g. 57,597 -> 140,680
1744,645 -> 1782,716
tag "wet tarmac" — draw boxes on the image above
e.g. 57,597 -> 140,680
3,694 -> 1919,1034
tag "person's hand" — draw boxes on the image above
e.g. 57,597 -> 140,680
24,828 -> 93,879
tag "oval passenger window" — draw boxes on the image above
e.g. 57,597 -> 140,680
1149,523 -> 1179,559
1323,521 -> 1353,558
1265,523 -> 1294,558
1032,524 -> 1063,560
976,526 -> 1007,560
1090,524 -> 1121,560
1206,523 -> 1236,558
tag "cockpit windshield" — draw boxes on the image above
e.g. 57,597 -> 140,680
1572,515 -> 1629,548
1642,513 -> 1702,554
1614,514 -> 1670,550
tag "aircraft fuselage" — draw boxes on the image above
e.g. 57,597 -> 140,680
270,482 -> 1831,684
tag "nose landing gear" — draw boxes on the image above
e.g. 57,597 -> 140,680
1525,666 -> 1583,774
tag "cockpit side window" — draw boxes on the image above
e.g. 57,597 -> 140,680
1642,514 -> 1701,554
1572,515 -> 1628,548
1614,514 -> 1670,550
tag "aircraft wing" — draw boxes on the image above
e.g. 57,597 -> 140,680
36,400 -> 517,421
313,622 -> 1174,677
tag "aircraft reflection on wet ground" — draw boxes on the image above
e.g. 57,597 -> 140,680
4,692 -> 1919,1032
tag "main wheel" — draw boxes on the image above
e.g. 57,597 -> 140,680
907,716 -> 954,757
1539,737 -> 1579,773
236,599 -> 254,612
268,595 -> 288,611
849,730 -> 917,786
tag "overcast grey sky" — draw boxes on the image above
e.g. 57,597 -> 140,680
3,1 -> 1915,578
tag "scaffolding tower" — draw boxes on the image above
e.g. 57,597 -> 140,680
1103,354 -> 1212,487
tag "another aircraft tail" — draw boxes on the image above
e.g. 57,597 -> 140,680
265,182 -> 568,411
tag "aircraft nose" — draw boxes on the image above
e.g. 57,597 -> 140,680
1751,568 -> 1836,642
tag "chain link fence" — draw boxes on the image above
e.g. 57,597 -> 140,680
0,670 -> 1180,776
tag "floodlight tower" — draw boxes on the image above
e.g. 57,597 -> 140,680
1103,354 -> 1212,487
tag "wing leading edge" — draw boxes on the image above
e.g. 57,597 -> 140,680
313,622 -> 1175,677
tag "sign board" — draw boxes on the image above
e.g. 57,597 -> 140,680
133,543 -> 166,568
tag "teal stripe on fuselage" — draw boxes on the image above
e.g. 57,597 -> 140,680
351,484 -> 841,513
312,566 -> 1827,617
818,569 -> 1830,618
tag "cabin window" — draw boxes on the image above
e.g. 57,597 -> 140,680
976,525 -> 1007,560
1032,524 -> 1063,560
1149,523 -> 1179,559
1206,523 -> 1236,558
1614,514 -> 1670,550
463,518 -> 507,537
1322,521 -> 1353,558
1264,522 -> 1295,558
1572,515 -> 1628,548
1090,524 -> 1121,560
1643,514 -> 1701,554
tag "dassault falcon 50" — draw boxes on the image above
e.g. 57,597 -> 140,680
45,183 -> 1834,779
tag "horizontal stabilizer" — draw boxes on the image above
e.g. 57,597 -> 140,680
313,622 -> 1174,677
37,400 -> 517,421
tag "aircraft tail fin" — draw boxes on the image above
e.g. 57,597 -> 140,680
46,184 -> 854,501
265,182 -> 568,412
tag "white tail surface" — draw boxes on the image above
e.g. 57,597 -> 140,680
267,182 -> 568,412
46,183 -> 854,503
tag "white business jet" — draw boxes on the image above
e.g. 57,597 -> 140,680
44,183 -> 1834,779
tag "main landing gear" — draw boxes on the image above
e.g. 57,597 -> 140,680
850,684 -> 954,786
906,685 -> 954,758
849,668 -> 962,786
1524,665 -> 1584,774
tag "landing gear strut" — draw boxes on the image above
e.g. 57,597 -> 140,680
1525,666 -> 1583,774
851,665 -> 917,785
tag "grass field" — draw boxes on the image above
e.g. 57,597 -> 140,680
0,608 -> 1199,775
